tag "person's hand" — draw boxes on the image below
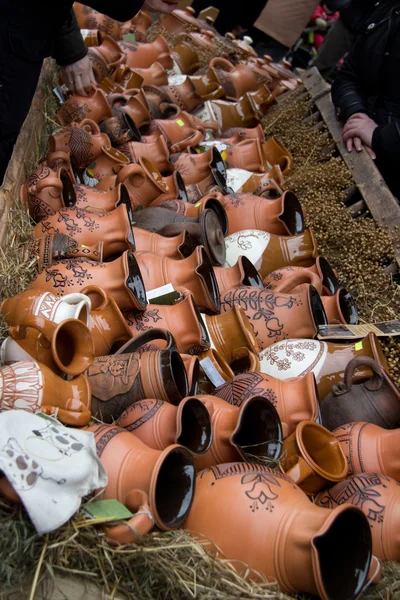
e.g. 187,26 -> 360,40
342,112 -> 378,158
60,55 -> 96,97
315,17 -> 328,30
141,0 -> 178,14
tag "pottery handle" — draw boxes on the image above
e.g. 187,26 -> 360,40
28,176 -> 63,195
209,57 -> 234,72
115,328 -> 177,354
171,130 -> 204,154
41,405 -> 92,427
80,118 -> 101,135
273,272 -> 317,294
81,285 -> 109,311
9,315 -> 57,348
105,490 -> 154,545
335,356 -> 385,395
115,163 -> 145,186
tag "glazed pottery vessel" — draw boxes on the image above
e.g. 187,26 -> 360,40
87,423 -> 195,544
214,371 -> 320,438
194,95 -> 259,133
210,57 -> 262,100
332,422 -> 400,482
109,64 -> 144,89
67,181 -> 130,214
247,85 -> 276,117
184,462 -> 373,599
214,256 -> 263,293
223,228 -> 319,278
321,289 -> 358,324
132,227 -> 194,260
162,6 -> 201,34
108,93 -> 151,131
57,88 -> 112,126
193,394 -> 282,468
161,78 -> 203,113
281,420 -> 348,495
0,360 -> 91,426
198,348 -> 235,385
258,333 -> 388,401
316,473 -> 400,561
221,285 -> 327,349
321,356 -> 400,430
123,287 -> 210,354
134,247 -> 221,314
116,397 -> 212,456
190,68 -> 225,101
129,63 -> 168,87
225,167 -> 284,197
115,159 -> 171,209
29,251 -> 147,312
1,316 -> 94,377
88,35 -> 124,81
154,112 -> 206,153
48,119 -> 110,171
170,147 -> 227,203
263,257 -> 340,297
119,135 -> 172,174
261,136 -> 294,176
30,234 -> 103,270
84,146 -> 130,187
181,354 -> 200,395
119,35 -> 173,70
225,139 -> 279,173
20,164 -> 76,223
170,40 -> 201,74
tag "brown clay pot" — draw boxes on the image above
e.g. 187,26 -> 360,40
180,354 -> 200,395
184,462 -> 373,599
321,356 -> 400,430
0,360 -> 91,426
115,159 -> 171,209
108,93 -> 151,131
73,3 -> 122,40
29,250 -> 147,312
263,257 -> 340,297
132,227 -> 194,259
224,228 -> 319,279
30,233 -> 103,270
116,397 -> 212,456
48,119 -> 110,171
129,63 -> 168,87
88,35 -> 124,81
83,146 -> 130,187
160,78 -> 204,114
226,166 -> 284,196
161,6 -> 201,34
224,139 -> 269,173
221,285 -> 327,349
126,10 -> 152,41
321,289 -> 358,324
261,136 -> 294,176
210,57 -> 261,100
81,29 -> 101,47
214,256 -> 263,292
109,64 -> 144,89
198,348 -> 235,385
247,85 -> 276,117
193,394 -> 282,469
57,88 -> 112,126
119,35 -> 173,70
221,124 -> 266,144
1,316 -> 94,377
316,473 -> 400,561
214,370 -> 320,438
73,182 -> 130,212
87,423 -> 195,543
195,96 -> 259,134
119,134 -> 172,174
20,164 -> 76,223
154,112 -> 206,153
258,333 -> 389,401
190,68 -> 225,101
134,247 -> 220,314
123,287 -> 210,354
222,191 -> 305,236
281,421 -> 348,495
171,40 -> 201,75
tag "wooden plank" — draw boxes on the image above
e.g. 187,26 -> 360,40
302,67 -> 400,266
3,575 -> 127,600
198,7 -> 220,22
0,59 -> 54,248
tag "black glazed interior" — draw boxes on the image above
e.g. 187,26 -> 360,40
196,246 -> 221,314
193,301 -> 210,348
161,350 -> 189,405
155,447 -> 195,528
339,289 -> 358,325
313,508 -> 372,600
174,171 -> 189,202
178,230 -> 197,258
178,398 -> 212,454
122,112 -> 143,142
232,396 -> 283,464
281,191 -> 305,235
117,190 -> 136,250
187,357 -> 200,395
241,256 -> 264,288
60,169 -> 76,207
203,197 -> 229,236
200,210 -> 226,266
126,252 -> 147,310
318,256 -> 340,295
309,285 -> 328,328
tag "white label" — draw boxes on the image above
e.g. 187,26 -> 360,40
226,168 -> 253,193
168,74 -> 188,86
200,357 -> 226,387
198,140 -> 231,154
193,102 -> 214,123
171,60 -> 183,75
146,283 -> 175,302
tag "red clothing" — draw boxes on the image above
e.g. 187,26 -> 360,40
310,5 -> 339,49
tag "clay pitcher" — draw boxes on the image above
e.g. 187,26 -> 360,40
220,285 -> 327,349
115,159 -> 171,209
86,329 -> 189,422
88,35 -> 124,81
119,135 -> 172,174
210,57 -> 261,100
321,357 -> 400,430
29,251 -> 147,312
195,96 -> 259,133
57,88 -> 112,126
190,68 -> 225,101
48,119 -> 110,170
160,78 -> 203,114
85,146 -> 130,188
129,63 -> 168,87
281,421 -> 348,495
20,164 -> 76,223
332,422 -> 400,482
263,257 -> 340,297
119,35 -> 173,70
170,147 -> 227,203
193,395 -> 283,468
116,397 -> 212,456
224,228 -> 319,278
154,112 -> 205,153
222,191 -> 305,236
225,139 -> 273,173
162,6 -> 201,35
214,256 -> 263,293
214,371 -> 320,438
87,423 -> 195,544
184,462 -> 373,599
158,194 -> 228,233
30,233 -> 103,270
0,360 -> 91,426
258,333 -> 389,401
262,136 -> 294,176
134,247 -> 220,314
123,287 -> 210,354
321,289 -> 358,324
132,227 -> 194,260
316,473 -> 400,561
170,40 -> 201,75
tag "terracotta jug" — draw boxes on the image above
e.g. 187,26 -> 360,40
193,394 -> 282,469
247,85 -> 276,117
82,285 -> 133,356
81,29 -> 101,46
195,96 -> 259,133
73,3 -> 122,40
29,251 -> 147,312
57,88 -> 112,126
316,473 -> 400,561
321,356 -> 400,430
198,348 -> 235,385
154,112 -> 205,153
109,64 -> 144,89
214,256 -> 263,293
181,354 -> 200,395
221,124 -> 266,144
210,57 -> 262,100
160,78 -> 203,114
115,159 -> 171,209
162,6 -> 201,34
119,135 -> 172,174
86,331 -> 189,422
261,136 -> 294,176
134,247 -> 220,314
108,93 -> 151,131
1,316 -> 94,377
214,371 -> 320,438
88,35 -> 124,81
190,68 -> 225,101
258,333 -> 389,401
281,421 -> 348,495
116,397 -> 212,456
0,360 -> 91,426
119,35 -> 173,70
263,257 -> 340,297
100,113 -> 140,148
1,289 -> 91,327
170,40 -> 201,75
123,287 -> 210,354
30,234 -> 103,270
158,193 -> 228,234
84,146 -> 130,187
222,191 -> 305,236
72,182 -> 130,212
132,227 -> 194,260
225,166 -> 284,197
87,423 -> 195,544
221,285 -> 327,349
184,462 -> 373,599
224,139 -> 273,173
20,164 -> 76,223
129,63 -> 168,87
224,228 -> 319,278
321,289 -> 358,324
48,119 -> 110,171
170,147 -> 227,203
127,10 -> 152,41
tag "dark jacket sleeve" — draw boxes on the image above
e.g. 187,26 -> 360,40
86,0 -> 145,22
53,9 -> 88,66
331,49 -> 368,122
372,121 -> 400,164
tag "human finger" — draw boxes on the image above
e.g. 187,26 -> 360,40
346,137 -> 353,152
74,74 -> 86,97
354,136 -> 362,152
81,69 -> 93,95
365,146 -> 376,160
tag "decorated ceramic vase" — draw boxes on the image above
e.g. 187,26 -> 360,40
115,159 -> 172,209
0,360 -> 91,426
184,462 -> 373,599
48,119 -> 110,171
30,233 -> 103,270
73,3 -> 122,39
214,256 -> 263,293
263,257 -> 340,297
258,333 -> 388,402
20,164 -> 76,223
57,88 -> 112,126
154,111 -> 206,153
119,35 -> 173,70
116,397 -> 212,456
88,34 -> 124,81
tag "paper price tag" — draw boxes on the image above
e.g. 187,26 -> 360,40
200,357 -> 225,387
318,320 -> 400,340
176,119 -> 185,127
226,168 -> 252,192
146,284 -> 180,305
